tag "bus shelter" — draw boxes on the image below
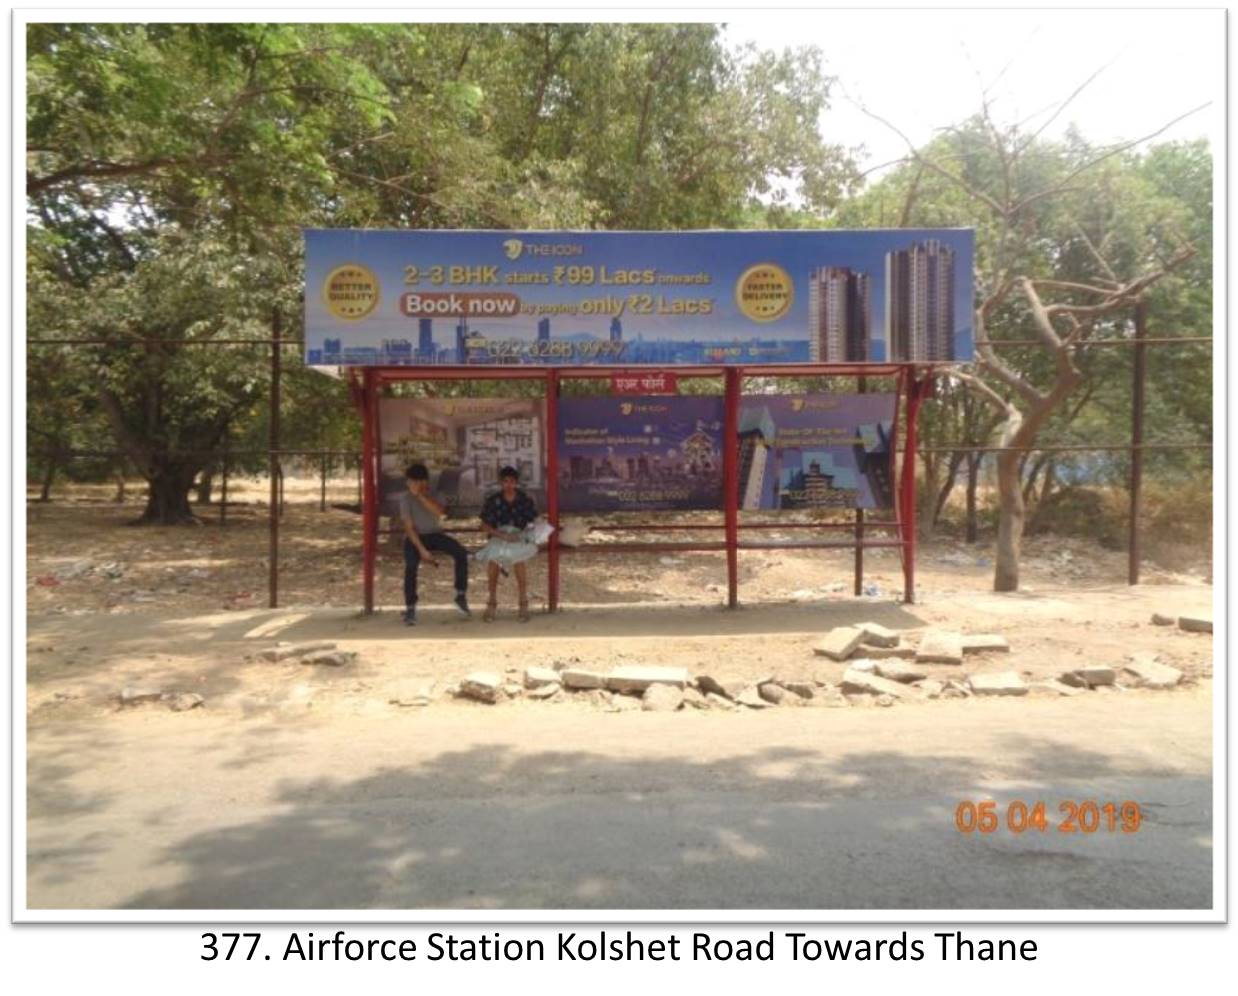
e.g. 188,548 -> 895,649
307,226 -> 972,615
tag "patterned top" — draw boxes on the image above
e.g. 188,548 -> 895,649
480,488 -> 538,530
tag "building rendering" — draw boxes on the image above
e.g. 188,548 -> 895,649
808,266 -> 871,362
737,406 -> 777,509
417,318 -> 434,360
610,317 -> 623,343
885,239 -> 956,362
538,317 -> 551,342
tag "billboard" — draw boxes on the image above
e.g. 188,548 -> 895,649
738,394 -> 897,510
304,229 -> 974,367
557,396 -> 725,512
378,398 -> 546,518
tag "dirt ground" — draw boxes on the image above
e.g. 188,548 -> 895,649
23,481 -> 1216,910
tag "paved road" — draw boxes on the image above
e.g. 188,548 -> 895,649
26,693 -> 1213,912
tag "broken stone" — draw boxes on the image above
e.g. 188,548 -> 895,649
942,679 -> 973,699
642,684 -> 684,712
1123,654 -> 1183,690
1150,613 -> 1175,626
779,680 -> 816,699
874,694 -> 895,708
300,650 -> 356,667
845,693 -> 875,707
167,692 -> 205,712
758,682 -> 788,705
523,666 -> 561,689
261,641 -> 337,662
501,682 -> 523,698
873,660 -> 927,683
682,687 -> 709,710
735,686 -> 770,709
840,668 -> 923,699
917,679 -> 944,699
862,645 -> 918,660
705,692 -> 738,710
1027,679 -> 1086,698
561,668 -> 605,690
524,682 -> 559,700
968,671 -> 1028,696
1178,615 -> 1213,634
607,694 -> 641,712
856,621 -> 900,648
606,666 -> 690,693
458,672 -> 503,704
916,630 -> 964,664
389,681 -> 437,707
812,626 -> 865,661
1062,665 -> 1115,688
960,634 -> 1010,654
697,673 -> 769,700
118,686 -> 164,706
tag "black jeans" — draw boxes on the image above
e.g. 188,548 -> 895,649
403,533 -> 469,608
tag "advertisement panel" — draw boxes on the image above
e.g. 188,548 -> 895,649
557,396 -> 725,512
738,394 -> 897,510
378,398 -> 546,519
305,229 -> 974,367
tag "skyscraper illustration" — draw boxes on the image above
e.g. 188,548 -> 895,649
610,317 -> 623,343
418,318 -> 434,360
737,406 -> 777,509
885,239 -> 956,362
538,317 -> 551,342
455,319 -> 469,363
808,267 -> 870,361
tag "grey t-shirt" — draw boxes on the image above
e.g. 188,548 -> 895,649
398,490 -> 445,536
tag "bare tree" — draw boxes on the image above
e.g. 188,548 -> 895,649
853,81 -> 1202,590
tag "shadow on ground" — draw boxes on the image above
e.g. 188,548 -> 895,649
107,735 -> 1211,911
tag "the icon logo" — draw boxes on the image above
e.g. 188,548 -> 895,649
620,403 -> 634,416
791,398 -> 806,412
322,263 -> 380,321
503,239 -> 524,260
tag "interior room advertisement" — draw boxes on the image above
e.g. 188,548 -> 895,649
738,394 -> 897,510
378,398 -> 547,518
557,396 -> 725,512
304,229 -> 974,367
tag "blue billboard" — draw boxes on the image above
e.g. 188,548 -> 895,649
304,229 -> 974,367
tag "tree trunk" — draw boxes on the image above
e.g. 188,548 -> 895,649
134,459 -> 200,525
994,448 -> 1024,591
38,456 -> 57,502
195,470 -> 214,505
964,453 -> 981,544
114,471 -> 126,503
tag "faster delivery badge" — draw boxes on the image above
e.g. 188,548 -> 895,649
735,262 -> 793,322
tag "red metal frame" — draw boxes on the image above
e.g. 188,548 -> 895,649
357,363 -> 931,614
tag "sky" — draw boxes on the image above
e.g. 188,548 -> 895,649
725,8 -> 1223,179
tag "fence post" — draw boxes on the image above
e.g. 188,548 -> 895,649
854,375 -> 867,596
723,367 -> 741,609
546,370 -> 560,612
320,450 -> 328,512
1128,299 -> 1148,585
268,308 -> 282,609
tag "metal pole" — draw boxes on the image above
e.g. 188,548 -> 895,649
723,367 -> 741,609
1128,299 -> 1148,585
854,375 -> 867,596
546,370 -> 560,612
900,373 -> 930,604
361,369 -> 378,614
268,309 -> 282,608
320,450 -> 328,512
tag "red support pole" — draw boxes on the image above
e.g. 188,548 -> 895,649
361,369 -> 378,615
723,367 -> 741,608
546,370 -> 560,612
